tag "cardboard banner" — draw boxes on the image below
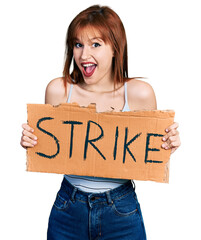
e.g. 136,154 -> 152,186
27,103 -> 175,183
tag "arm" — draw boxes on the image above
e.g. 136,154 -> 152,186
20,77 -> 66,148
127,79 -> 157,111
127,78 -> 180,154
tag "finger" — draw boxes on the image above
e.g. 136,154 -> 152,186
20,136 -> 35,148
22,135 -> 37,146
171,138 -> 181,148
162,130 -> 179,141
22,123 -> 34,133
162,137 -> 180,150
161,142 -> 170,150
21,140 -> 35,148
23,129 -> 37,141
165,122 -> 179,133
167,136 -> 178,147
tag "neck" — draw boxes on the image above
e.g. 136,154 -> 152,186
79,83 -> 117,93
78,74 -> 119,93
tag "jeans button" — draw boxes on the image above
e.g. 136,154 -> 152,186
91,196 -> 100,201
91,196 -> 95,201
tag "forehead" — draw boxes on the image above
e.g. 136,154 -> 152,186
75,26 -> 106,42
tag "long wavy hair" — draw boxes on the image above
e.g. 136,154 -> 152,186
63,5 -> 130,89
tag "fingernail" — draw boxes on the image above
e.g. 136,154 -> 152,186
165,129 -> 169,133
34,136 -> 37,140
162,144 -> 166,148
162,137 -> 166,141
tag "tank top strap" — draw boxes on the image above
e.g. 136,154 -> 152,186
122,81 -> 130,112
67,84 -> 73,103
124,81 -> 128,104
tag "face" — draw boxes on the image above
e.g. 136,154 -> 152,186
73,27 -> 114,89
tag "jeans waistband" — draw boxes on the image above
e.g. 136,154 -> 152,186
60,177 -> 135,207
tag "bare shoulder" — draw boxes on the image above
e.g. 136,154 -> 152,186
45,77 -> 67,105
127,78 -> 157,110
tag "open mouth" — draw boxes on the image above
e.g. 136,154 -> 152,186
81,63 -> 97,77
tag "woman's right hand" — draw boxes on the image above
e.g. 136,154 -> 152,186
20,123 -> 38,149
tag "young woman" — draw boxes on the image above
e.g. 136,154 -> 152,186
20,5 -> 180,240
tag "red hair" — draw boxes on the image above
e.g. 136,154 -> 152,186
63,5 -> 130,89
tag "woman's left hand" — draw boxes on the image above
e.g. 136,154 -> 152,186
162,122 -> 181,154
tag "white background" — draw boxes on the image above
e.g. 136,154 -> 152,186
0,0 -> 200,239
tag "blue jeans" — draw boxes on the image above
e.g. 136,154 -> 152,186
47,177 -> 146,240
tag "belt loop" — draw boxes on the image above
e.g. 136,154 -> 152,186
71,187 -> 77,203
131,180 -> 136,190
88,194 -> 93,208
106,191 -> 113,205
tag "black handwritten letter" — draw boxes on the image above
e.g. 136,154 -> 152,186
113,126 -> 119,160
36,117 -> 60,159
123,128 -> 142,163
145,133 -> 164,164
84,120 -> 105,160
62,121 -> 83,158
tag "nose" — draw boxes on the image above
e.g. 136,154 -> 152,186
81,46 -> 91,60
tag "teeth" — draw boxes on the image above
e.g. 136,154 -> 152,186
82,63 -> 96,67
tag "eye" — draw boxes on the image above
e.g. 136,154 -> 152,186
92,42 -> 101,48
74,43 -> 83,48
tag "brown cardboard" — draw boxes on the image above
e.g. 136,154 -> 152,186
27,103 -> 175,183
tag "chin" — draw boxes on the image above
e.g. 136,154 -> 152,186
83,76 -> 97,85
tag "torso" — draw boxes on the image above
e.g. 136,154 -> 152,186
68,82 -> 126,112
45,77 -> 157,111
45,76 -> 157,192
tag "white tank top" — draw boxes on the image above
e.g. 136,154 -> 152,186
65,82 -> 130,192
